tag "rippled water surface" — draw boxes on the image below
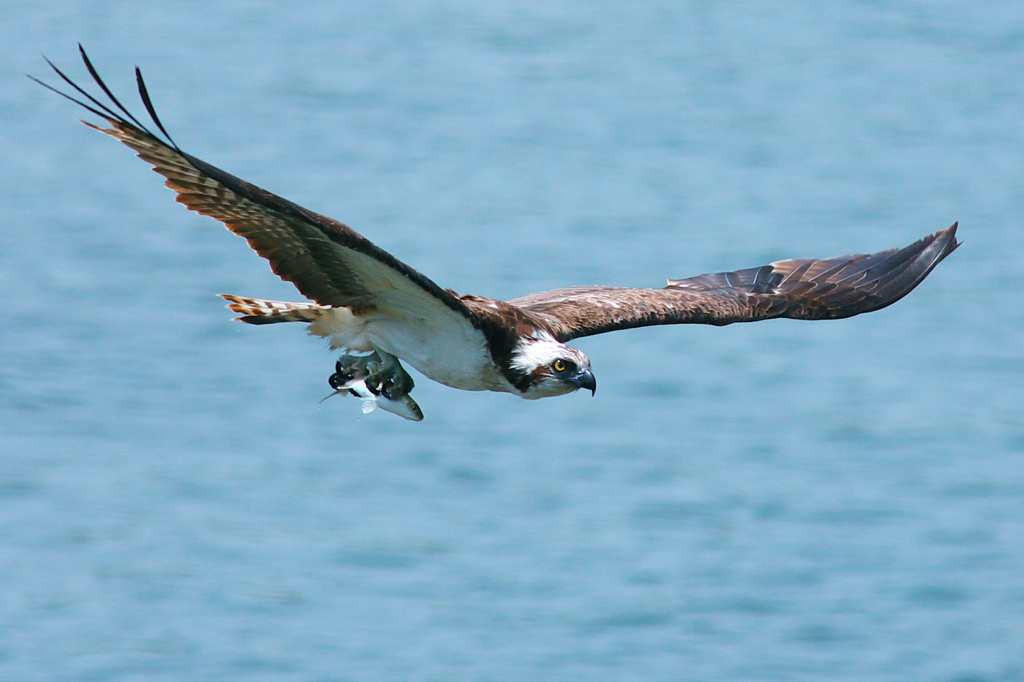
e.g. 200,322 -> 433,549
3,2 -> 1024,680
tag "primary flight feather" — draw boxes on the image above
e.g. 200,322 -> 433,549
33,47 -> 959,421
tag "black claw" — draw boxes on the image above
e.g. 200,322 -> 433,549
328,350 -> 416,404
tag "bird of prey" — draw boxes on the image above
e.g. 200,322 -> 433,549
34,47 -> 959,421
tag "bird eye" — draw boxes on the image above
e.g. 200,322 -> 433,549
552,359 -> 574,373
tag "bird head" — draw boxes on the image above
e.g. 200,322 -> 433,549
510,334 -> 596,399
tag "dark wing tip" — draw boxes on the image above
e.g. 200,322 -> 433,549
32,45 -> 178,150
135,65 -> 178,148
795,223 -> 960,318
897,221 -> 961,285
660,222 -> 961,323
938,221 -> 961,254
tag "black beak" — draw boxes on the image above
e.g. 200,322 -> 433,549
577,369 -> 597,396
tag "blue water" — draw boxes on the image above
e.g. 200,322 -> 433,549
3,2 -> 1023,680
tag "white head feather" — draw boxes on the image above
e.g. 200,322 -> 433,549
510,332 -> 574,374
510,332 -> 592,399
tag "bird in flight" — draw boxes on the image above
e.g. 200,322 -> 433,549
34,46 -> 959,421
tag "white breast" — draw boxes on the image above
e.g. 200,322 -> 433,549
308,302 -> 518,395
367,316 -> 513,393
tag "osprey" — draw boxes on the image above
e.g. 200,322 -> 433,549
35,47 -> 960,421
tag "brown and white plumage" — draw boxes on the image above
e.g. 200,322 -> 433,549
35,47 -> 959,420
511,227 -> 960,341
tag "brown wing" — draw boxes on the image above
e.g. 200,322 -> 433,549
511,225 -> 960,342
34,46 -> 486,330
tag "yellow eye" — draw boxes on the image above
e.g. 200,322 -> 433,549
553,359 -> 568,373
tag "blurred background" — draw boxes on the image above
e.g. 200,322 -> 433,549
2,2 -> 1022,680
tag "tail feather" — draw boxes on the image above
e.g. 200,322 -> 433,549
220,294 -> 326,325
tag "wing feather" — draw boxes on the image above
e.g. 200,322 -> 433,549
37,47 -> 484,328
512,225 -> 959,341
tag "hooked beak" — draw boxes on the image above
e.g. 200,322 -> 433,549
576,369 -> 597,396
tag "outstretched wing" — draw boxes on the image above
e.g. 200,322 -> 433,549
511,225 -> 959,342
33,46 -> 492,336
